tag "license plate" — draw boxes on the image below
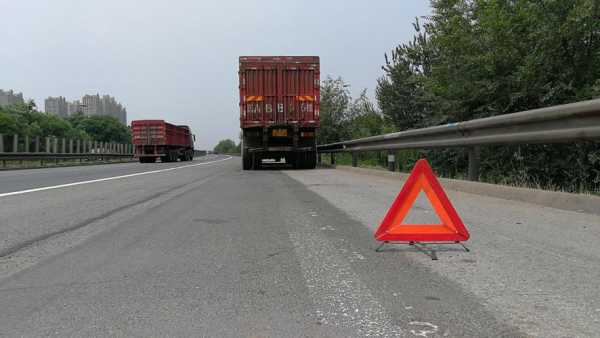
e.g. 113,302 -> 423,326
272,129 -> 288,137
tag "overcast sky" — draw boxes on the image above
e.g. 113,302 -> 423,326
2,0 -> 431,149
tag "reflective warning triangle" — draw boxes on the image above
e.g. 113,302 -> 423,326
374,159 -> 470,242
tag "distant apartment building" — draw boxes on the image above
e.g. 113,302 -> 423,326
67,100 -> 84,115
82,94 -> 102,116
0,89 -> 24,106
78,94 -> 126,124
39,93 -> 127,124
100,95 -> 127,125
44,96 -> 68,117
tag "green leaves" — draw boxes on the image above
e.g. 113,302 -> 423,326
374,0 -> 600,192
0,103 -> 130,143
67,114 -> 131,143
213,139 -> 239,154
318,77 -> 386,144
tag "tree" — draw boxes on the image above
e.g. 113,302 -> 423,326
375,0 -> 600,191
347,89 -> 386,139
213,139 -> 238,154
318,77 -> 387,144
68,114 -> 131,143
0,103 -> 131,144
317,76 -> 352,144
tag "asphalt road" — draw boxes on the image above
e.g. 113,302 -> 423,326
0,154 -> 225,194
0,157 -> 597,337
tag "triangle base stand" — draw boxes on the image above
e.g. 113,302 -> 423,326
375,241 -> 470,260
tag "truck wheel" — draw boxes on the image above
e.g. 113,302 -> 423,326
294,153 -> 304,169
252,153 -> 261,170
306,151 -> 317,169
242,149 -> 252,170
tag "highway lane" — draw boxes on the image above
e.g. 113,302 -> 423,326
0,158 -> 522,337
286,168 -> 600,338
0,154 -> 225,194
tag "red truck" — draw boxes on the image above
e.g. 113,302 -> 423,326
239,56 -> 320,170
132,120 -> 195,163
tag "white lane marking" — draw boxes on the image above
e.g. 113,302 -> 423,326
0,156 -> 232,198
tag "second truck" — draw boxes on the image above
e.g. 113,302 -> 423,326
239,56 -> 320,170
132,119 -> 195,163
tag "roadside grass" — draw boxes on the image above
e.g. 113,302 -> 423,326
319,151 -> 600,196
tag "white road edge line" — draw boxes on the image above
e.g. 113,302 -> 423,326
0,156 -> 233,198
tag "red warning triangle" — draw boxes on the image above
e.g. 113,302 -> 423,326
374,159 -> 470,242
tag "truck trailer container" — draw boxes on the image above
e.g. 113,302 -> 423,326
239,56 -> 320,170
132,120 -> 195,163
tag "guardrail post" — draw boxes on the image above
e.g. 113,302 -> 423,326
69,139 -> 73,153
468,146 -> 481,181
76,140 -> 81,154
53,137 -> 58,154
35,136 -> 39,153
387,151 -> 396,172
0,134 -> 4,168
351,152 -> 358,167
24,135 -> 29,153
13,135 -> 18,153
61,138 -> 66,154
45,137 -> 50,153
330,153 -> 336,165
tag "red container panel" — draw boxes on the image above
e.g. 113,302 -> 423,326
132,120 -> 192,147
239,56 -> 320,129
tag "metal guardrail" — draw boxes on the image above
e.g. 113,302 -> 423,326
0,134 -> 134,167
317,98 -> 600,180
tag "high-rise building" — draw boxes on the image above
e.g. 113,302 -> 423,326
100,95 -> 127,124
82,94 -> 101,116
0,89 -> 24,106
36,93 -> 127,124
67,100 -> 84,115
44,96 -> 68,117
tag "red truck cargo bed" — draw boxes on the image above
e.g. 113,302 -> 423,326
132,120 -> 193,147
239,56 -> 320,129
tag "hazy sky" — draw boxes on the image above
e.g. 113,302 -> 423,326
2,0 -> 431,148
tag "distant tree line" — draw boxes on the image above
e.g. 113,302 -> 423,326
0,101 -> 131,144
213,139 -> 241,154
319,0 -> 600,192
